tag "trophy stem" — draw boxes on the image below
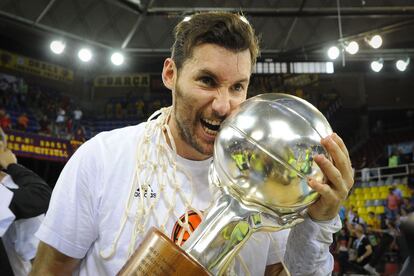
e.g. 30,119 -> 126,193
182,194 -> 259,275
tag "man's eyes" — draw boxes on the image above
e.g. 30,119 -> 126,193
199,76 -> 216,87
233,83 -> 245,92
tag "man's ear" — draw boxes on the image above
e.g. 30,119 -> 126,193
162,58 -> 176,90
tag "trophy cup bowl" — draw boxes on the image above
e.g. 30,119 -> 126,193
118,93 -> 333,276
212,93 -> 333,215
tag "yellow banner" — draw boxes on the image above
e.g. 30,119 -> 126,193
94,74 -> 150,88
0,49 -> 74,82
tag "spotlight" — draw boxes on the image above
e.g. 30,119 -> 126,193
111,52 -> 124,66
396,58 -> 409,72
50,40 -> 65,55
368,35 -> 382,49
78,48 -> 92,62
327,46 -> 340,60
345,41 -> 359,55
370,59 -> 383,72
183,16 -> 191,22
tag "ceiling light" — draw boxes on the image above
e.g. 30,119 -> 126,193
368,35 -> 383,49
396,58 -> 409,72
78,48 -> 92,62
50,40 -> 65,55
370,59 -> 383,72
111,52 -> 124,66
327,46 -> 340,60
345,41 -> 359,55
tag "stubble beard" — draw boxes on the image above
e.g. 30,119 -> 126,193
173,84 -> 214,157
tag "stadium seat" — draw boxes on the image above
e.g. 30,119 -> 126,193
375,206 -> 385,214
357,207 -> 368,215
354,188 -> 362,194
367,206 -> 376,213
371,192 -> 380,200
370,186 -> 379,193
379,192 -> 388,199
356,194 -> 364,200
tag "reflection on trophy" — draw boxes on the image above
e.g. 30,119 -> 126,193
118,93 -> 333,276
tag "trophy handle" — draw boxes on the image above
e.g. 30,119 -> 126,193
117,227 -> 210,276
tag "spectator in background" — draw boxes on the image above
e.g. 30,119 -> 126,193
135,99 -> 144,118
55,108 -> 66,137
364,219 -> 400,275
0,109 -> 11,130
387,187 -> 400,220
72,107 -> 82,131
399,213 -> 414,276
345,224 -> 373,274
39,115 -> 51,135
366,211 -> 381,230
388,148 -> 401,167
115,102 -> 123,119
16,113 -> 29,131
336,226 -> 350,276
401,198 -> 414,216
0,143 -> 51,275
352,210 -> 365,225
392,182 -> 403,201
74,126 -> 86,142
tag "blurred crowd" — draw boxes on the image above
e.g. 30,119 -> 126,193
334,181 -> 414,275
0,73 -> 85,141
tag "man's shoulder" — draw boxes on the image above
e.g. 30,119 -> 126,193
93,121 -> 147,145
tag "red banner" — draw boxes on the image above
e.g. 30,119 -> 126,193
4,130 -> 83,162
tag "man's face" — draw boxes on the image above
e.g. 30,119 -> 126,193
165,44 -> 251,160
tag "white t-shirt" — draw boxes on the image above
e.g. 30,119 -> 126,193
1,174 -> 44,276
36,122 -> 289,275
0,183 -> 15,236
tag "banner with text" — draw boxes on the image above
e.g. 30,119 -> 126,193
4,130 -> 83,162
0,49 -> 74,82
94,74 -> 150,88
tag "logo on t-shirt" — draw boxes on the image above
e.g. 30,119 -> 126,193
171,210 -> 202,246
134,185 -> 157,198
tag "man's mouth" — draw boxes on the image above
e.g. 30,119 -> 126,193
200,118 -> 221,135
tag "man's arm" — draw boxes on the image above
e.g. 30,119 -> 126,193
357,244 -> 373,263
0,149 -> 51,219
30,242 -> 80,276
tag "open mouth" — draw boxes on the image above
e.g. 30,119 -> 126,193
200,118 -> 221,135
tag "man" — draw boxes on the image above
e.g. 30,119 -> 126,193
32,12 -> 353,275
0,144 -> 51,275
343,224 -> 373,275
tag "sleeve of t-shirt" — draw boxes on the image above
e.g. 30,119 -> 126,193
35,137 -> 104,258
283,215 -> 342,276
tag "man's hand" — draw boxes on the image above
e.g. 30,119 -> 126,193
0,148 -> 17,169
307,133 -> 354,221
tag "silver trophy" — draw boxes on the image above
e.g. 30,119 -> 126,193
181,93 -> 333,275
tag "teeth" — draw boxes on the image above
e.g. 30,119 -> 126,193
202,125 -> 218,135
204,118 -> 221,126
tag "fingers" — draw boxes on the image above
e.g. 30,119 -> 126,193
332,133 -> 351,165
313,154 -> 349,200
321,133 -> 354,189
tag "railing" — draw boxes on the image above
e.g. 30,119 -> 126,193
354,163 -> 414,182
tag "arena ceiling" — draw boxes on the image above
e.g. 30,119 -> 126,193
0,0 -> 414,65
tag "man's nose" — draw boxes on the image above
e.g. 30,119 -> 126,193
212,89 -> 231,117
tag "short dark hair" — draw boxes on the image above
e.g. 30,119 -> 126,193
171,12 -> 260,71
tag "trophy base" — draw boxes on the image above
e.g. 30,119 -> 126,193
117,227 -> 210,276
